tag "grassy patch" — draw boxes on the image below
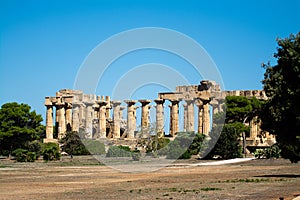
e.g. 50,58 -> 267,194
217,178 -> 287,183
200,187 -> 222,191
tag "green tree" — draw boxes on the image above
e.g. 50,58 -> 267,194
207,124 -> 242,159
60,131 -> 90,158
261,32 -> 300,163
0,102 -> 45,156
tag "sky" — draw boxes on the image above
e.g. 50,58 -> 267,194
0,0 -> 299,124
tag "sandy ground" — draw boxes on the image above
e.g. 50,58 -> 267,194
0,157 -> 299,200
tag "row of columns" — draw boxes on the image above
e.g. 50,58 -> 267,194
45,97 -> 212,140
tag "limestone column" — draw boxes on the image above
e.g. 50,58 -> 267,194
196,100 -> 203,134
183,103 -> 187,132
105,96 -> 111,118
97,101 -> 107,138
169,104 -> 173,135
139,100 -> 151,129
112,101 -> 122,138
169,100 -> 179,136
85,102 -> 94,138
125,100 -> 137,139
202,102 -> 210,135
186,100 -> 195,132
72,103 -> 80,132
45,100 -> 53,139
154,99 -> 164,138
56,102 -> 66,139
250,117 -> 258,139
65,103 -> 72,131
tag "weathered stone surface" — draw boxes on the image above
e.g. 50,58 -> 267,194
154,99 -> 164,138
44,81 -> 275,149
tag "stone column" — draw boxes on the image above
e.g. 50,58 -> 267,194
56,102 -> 66,140
105,96 -> 111,118
97,101 -> 107,138
112,101 -> 122,138
45,100 -> 53,139
65,103 -> 72,131
72,103 -> 80,132
186,100 -> 195,132
85,102 -> 94,138
183,103 -> 187,132
196,100 -> 203,134
125,100 -> 137,139
250,117 -> 258,139
169,100 -> 179,136
154,99 -> 164,138
202,102 -> 210,135
139,100 -> 151,129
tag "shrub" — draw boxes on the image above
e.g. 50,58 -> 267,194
106,146 -> 132,157
12,148 -> 28,162
132,149 -> 141,161
42,142 -> 61,161
83,139 -> 105,155
12,148 -> 36,162
26,140 -> 42,158
254,144 -> 281,159
166,132 -> 194,159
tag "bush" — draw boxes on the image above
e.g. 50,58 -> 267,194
42,142 -> 61,161
106,146 -> 132,157
166,132 -> 195,159
254,144 -> 281,159
12,148 -> 36,162
83,140 -> 106,155
60,131 -> 91,156
132,149 -> 141,161
26,140 -> 42,158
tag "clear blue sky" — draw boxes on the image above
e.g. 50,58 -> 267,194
1,0 -> 299,123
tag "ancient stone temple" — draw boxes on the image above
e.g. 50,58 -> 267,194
44,80 -> 275,148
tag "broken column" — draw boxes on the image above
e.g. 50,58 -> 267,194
185,99 -> 195,132
154,99 -> 164,138
112,101 -> 122,138
97,100 -> 108,138
125,100 -> 137,139
169,100 -> 179,136
45,98 -> 53,139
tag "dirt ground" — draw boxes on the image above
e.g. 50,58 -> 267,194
0,156 -> 299,200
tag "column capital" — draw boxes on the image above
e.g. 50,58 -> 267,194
154,99 -> 165,104
97,100 -> 108,106
170,99 -> 180,105
111,100 -> 122,106
138,99 -> 151,105
124,100 -> 137,105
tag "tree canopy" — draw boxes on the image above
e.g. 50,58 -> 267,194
0,102 -> 44,155
261,32 -> 300,163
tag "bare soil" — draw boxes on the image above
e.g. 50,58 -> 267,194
0,156 -> 299,200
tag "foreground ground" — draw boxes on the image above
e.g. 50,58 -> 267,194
0,156 -> 299,200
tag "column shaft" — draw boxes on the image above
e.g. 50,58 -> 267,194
154,99 -> 164,138
45,105 -> 53,139
112,101 -> 122,138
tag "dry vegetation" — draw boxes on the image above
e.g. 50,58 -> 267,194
0,156 -> 299,200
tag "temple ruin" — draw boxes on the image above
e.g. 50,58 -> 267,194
44,80 -> 275,150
